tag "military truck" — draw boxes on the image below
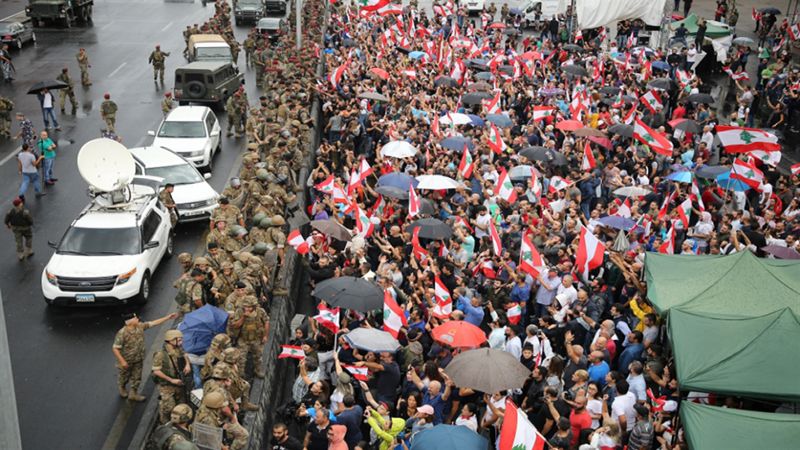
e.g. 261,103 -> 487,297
26,0 -> 93,28
263,0 -> 286,16
233,0 -> 265,26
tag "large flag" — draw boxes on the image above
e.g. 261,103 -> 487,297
499,399 -> 546,450
483,91 -> 501,114
432,276 -> 453,319
658,222 -> 676,254
458,144 -> 474,179
408,185 -> 420,218
313,305 -> 341,334
496,167 -> 517,203
581,141 -> 596,171
287,229 -> 310,255
730,158 -> 764,189
519,231 -> 545,276
329,59 -> 350,89
716,125 -> 780,153
489,219 -> 503,256
639,90 -> 663,114
278,345 -> 305,360
675,198 -> 693,228
747,149 -> 781,166
358,0 -> 391,12
383,290 -> 407,338
633,117 -> 673,156
532,106 -> 555,122
487,123 -> 507,154
575,226 -> 605,280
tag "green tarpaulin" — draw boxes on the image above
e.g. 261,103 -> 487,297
681,402 -> 800,450
644,251 -> 800,317
671,13 -> 732,38
669,308 -> 800,401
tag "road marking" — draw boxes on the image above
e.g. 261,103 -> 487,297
108,62 -> 127,78
0,146 -> 20,167
160,21 -> 174,32
100,21 -> 115,31
0,10 -> 24,22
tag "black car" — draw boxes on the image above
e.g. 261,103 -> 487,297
0,21 -> 35,49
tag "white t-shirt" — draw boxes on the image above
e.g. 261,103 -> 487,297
611,391 -> 637,429
42,92 -> 53,108
455,414 -> 478,432
587,398 -> 603,428
504,336 -> 522,360
556,284 -> 578,307
626,373 -> 647,402
475,213 -> 491,238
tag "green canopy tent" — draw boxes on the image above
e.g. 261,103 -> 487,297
669,307 -> 800,401
681,402 -> 800,450
671,13 -> 732,38
644,251 -> 800,317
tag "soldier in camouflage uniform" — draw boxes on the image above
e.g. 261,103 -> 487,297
161,92 -> 175,117
194,391 -> 249,450
151,329 -> 192,424
211,260 -> 237,304
225,93 -> 242,138
112,312 -> 175,401
221,347 -> 259,411
0,96 -> 13,138
243,34 -> 255,66
223,282 -> 251,316
230,296 -> 269,378
55,68 -> 77,114
159,183 -> 178,227
100,93 -> 118,132
201,333 -> 231,382
172,253 -> 194,320
185,268 -> 207,311
210,197 -> 244,230
76,48 -> 91,86
149,404 -> 193,450
148,45 -> 171,84
205,242 -> 232,272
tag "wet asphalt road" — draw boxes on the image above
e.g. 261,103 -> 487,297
0,0 -> 265,448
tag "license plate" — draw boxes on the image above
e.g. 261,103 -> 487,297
75,294 -> 95,303
183,210 -> 202,216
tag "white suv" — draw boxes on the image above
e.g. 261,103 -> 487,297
130,146 -> 219,223
42,180 -> 173,306
148,106 -> 221,172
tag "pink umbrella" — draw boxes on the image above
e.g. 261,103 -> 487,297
556,120 -> 583,132
588,135 -> 613,149
487,22 -> 506,29
370,67 -> 389,80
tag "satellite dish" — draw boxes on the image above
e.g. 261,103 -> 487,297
77,138 -> 135,193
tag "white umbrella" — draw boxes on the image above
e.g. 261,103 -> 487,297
416,175 -> 464,190
613,186 -> 652,197
381,140 -> 418,159
438,113 -> 473,125
344,328 -> 401,353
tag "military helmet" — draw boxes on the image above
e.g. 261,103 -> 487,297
171,404 -> 193,424
270,215 -> 286,226
252,212 -> 267,225
221,261 -> 234,270
211,333 -> 231,348
256,169 -> 269,181
241,296 -> 258,308
177,252 -> 193,264
259,217 -> 272,228
194,256 -> 209,266
202,391 -> 226,409
251,242 -> 268,255
221,347 -> 240,364
171,442 -> 199,450
229,225 -> 247,237
165,329 -> 183,341
211,362 -> 231,379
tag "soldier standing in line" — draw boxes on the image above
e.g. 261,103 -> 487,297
76,48 -> 91,86
225,94 -> 241,138
194,392 -> 249,450
161,92 -> 175,116
0,95 -> 14,138
230,296 -> 269,378
151,329 -> 192,424
201,333 -> 230,382
100,93 -> 118,132
4,197 -> 33,260
159,183 -> 178,227
149,45 -> 171,84
243,34 -> 255,66
172,252 -> 194,321
111,311 -> 176,401
55,68 -> 77,115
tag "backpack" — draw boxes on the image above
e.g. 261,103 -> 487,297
146,424 -> 190,450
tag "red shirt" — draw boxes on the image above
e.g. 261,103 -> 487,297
570,409 -> 593,447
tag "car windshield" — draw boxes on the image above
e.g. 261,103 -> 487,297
196,47 -> 230,59
58,227 -> 140,255
145,164 -> 204,185
239,0 -> 260,6
0,24 -> 15,34
157,121 -> 206,138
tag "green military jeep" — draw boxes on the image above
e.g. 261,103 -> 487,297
173,61 -> 243,109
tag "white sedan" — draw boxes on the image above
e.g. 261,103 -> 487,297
148,105 -> 221,171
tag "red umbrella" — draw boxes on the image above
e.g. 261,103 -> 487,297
556,120 -> 583,132
588,135 -> 613,149
432,321 -> 487,348
370,67 -> 390,80
487,22 -> 506,30
520,51 -> 541,60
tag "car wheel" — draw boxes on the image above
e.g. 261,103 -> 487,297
205,154 -> 214,173
31,32 -> 36,44
135,271 -> 151,304
15,38 -> 22,49
216,141 -> 221,153
165,233 -> 174,258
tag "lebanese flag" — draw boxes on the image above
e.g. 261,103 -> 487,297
314,174 -> 335,194
313,305 -> 341,334
792,162 -> 800,176
359,0 -> 391,12
332,183 -> 349,204
581,141 -> 596,171
329,59 -> 350,89
454,215 -> 473,233
458,144 -> 473,179
657,191 -> 674,221
751,7 -> 761,21
408,185 -> 420,218
506,304 -> 522,325
288,229 -> 310,255
548,176 -> 571,193
723,66 -> 750,81
616,198 -> 632,218
411,226 -> 429,260
496,167 -> 517,203
622,106 -> 637,125
487,123 -> 507,154
489,219 -> 503,256
658,222 -> 676,254
471,258 -> 497,279
676,69 -> 692,88
358,158 -> 374,183
633,117 -> 673,156
354,203 -> 374,237
383,290 -> 407,338
532,106 -> 555,122
639,90 -> 663,114
431,113 -> 441,137
342,365 -> 369,381
691,180 -> 705,211
716,125 -> 780,153
747,150 -> 782,166
789,23 -> 800,40
346,167 -> 361,196
483,91 -> 502,114
731,158 -> 764,189
499,399 -> 546,450
432,276 -> 453,319
278,345 -> 305,360
675,198 -> 693,228
377,3 -> 403,15
530,168 -> 542,202
575,226 -> 606,280
519,231 -> 545,277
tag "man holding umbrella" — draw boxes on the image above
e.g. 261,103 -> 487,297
36,88 -> 60,131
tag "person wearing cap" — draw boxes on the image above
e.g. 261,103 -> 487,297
5,196 -> 34,260
405,404 -> 436,440
100,93 -> 118,132
112,311 -> 176,401
148,44 -> 170,84
210,196 -> 244,231
159,183 -> 178,227
76,48 -> 91,86
211,259 -> 237,301
55,67 -> 77,115
152,328 -> 192,423
230,295 -> 269,378
161,91 -> 175,116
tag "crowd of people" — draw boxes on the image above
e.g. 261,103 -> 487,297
267,1 -> 800,450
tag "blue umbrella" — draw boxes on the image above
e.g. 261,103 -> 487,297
411,425 -> 488,450
440,136 -> 475,151
509,7 -> 524,16
177,305 -> 229,355
466,114 -> 485,126
694,164 -> 729,179
409,51 -> 427,59
666,170 -> 694,183
716,171 -> 751,192
597,215 -> 636,231
486,113 -> 513,127
652,60 -> 671,71
377,172 -> 418,190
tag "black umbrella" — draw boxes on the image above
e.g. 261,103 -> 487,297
444,348 -> 530,393
310,219 -> 352,241
420,198 -> 436,216
600,86 -> 620,96
498,65 -> 515,75
561,64 -> 588,77
440,136 -> 474,151
396,46 -> 411,54
461,91 -> 493,106
519,146 -> 568,166
648,78 -> 674,91
758,7 -> 781,15
375,185 -> 409,200
27,80 -> 69,94
686,93 -> 714,104
562,44 -> 584,53
406,218 -> 453,240
467,81 -> 492,92
312,276 -> 384,312
502,28 -> 520,36
608,123 -> 633,138
673,119 -> 701,133
474,72 -> 494,81
466,59 -> 489,71
434,76 -> 458,88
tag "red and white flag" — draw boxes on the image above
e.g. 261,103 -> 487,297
358,158 -> 374,183
329,59 -> 350,89
615,198 -> 632,218
791,162 -> 800,176
483,91 -> 501,114
313,305 -> 341,334
675,198 -> 693,228
581,141 -> 596,171
496,167 -> 517,203
408,185 -> 420,218
377,3 -> 403,15
519,231 -> 545,277
382,290 -> 407,338
499,399 -> 546,450
723,66 -> 750,81
489,219 -> 503,256
346,167 -> 361,196
354,203 -> 375,237
342,364 -> 369,381
691,180 -> 705,211
658,222 -> 676,254
639,90 -> 663,114
278,345 -> 305,360
411,226 -> 429,261
487,123 -> 507,154
287,229 -> 310,255
432,276 -> 453,319
575,226 -> 606,280
731,158 -> 764,189
458,144 -> 474,179
789,23 -> 800,40
716,125 -> 780,153
657,191 -> 674,221
506,304 -> 522,325
747,150 -> 782,166
548,176 -> 571,193
314,174 -> 335,194
532,106 -> 555,122
633,117 -> 673,156
359,0 -> 391,12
